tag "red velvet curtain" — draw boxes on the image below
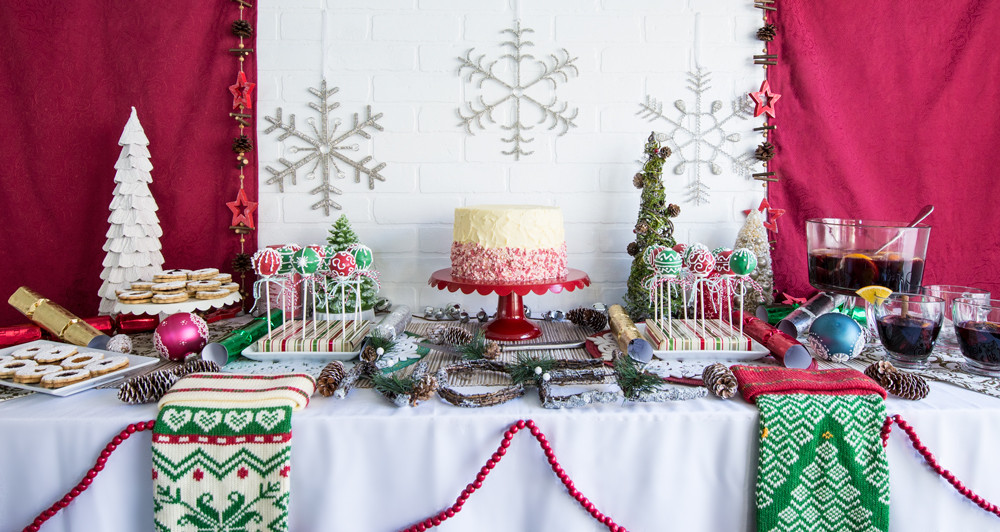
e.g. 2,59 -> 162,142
0,2 -> 256,325
770,1 -> 1000,297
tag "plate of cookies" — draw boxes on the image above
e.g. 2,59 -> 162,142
0,340 -> 159,397
114,268 -> 242,316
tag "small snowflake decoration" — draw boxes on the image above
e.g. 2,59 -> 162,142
639,69 -> 756,205
263,80 -> 387,216
458,20 -> 579,160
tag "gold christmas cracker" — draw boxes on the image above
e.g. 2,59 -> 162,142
8,286 -> 106,347
608,304 -> 642,354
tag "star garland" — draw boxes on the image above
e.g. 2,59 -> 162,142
750,0 -> 785,247
227,0 -> 257,305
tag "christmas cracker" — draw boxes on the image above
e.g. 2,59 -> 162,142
608,304 -> 653,363
8,286 -> 109,348
201,309 -> 284,365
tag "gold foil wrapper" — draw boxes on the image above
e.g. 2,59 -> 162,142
608,304 -> 642,353
8,286 -> 104,346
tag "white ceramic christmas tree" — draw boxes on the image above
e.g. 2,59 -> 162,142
733,208 -> 775,310
98,107 -> 164,313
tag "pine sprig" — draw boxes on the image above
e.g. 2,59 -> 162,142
614,353 -> 663,400
458,330 -> 499,360
371,372 -> 416,396
506,353 -> 558,385
366,330 -> 396,353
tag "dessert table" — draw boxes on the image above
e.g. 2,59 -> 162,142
2,379 -> 1000,531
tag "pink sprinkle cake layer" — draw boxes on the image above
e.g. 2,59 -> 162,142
451,242 -> 568,282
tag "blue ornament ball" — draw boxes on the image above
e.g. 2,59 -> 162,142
806,313 -> 865,363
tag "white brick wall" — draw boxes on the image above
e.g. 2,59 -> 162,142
258,0 -> 767,313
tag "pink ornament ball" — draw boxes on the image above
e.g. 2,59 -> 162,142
152,312 -> 209,362
329,251 -> 357,277
688,248 -> 716,277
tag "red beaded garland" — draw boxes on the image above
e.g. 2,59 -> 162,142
401,419 -> 626,532
885,414 -> 1000,518
22,419 -> 156,532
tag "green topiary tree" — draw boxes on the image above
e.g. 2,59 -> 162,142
623,133 -> 682,321
317,214 -> 378,313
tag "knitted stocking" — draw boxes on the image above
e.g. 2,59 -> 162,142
150,373 -> 315,532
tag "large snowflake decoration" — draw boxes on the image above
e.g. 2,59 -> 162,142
638,69 -> 756,205
458,21 -> 579,160
263,80 -> 386,216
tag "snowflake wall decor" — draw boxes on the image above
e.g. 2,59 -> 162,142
458,20 -> 579,160
263,80 -> 386,215
638,69 -> 756,205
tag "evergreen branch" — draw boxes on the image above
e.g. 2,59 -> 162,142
366,330 -> 397,353
614,353 -> 663,400
371,372 -> 416,396
507,353 -> 557,385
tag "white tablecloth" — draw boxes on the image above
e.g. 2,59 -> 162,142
3,380 -> 1000,531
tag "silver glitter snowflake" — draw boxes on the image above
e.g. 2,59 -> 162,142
263,80 -> 386,215
638,69 -> 756,205
458,21 -> 579,160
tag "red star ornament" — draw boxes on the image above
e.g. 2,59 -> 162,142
229,71 -> 256,110
227,187 -> 258,229
742,197 -> 786,233
749,80 -> 781,118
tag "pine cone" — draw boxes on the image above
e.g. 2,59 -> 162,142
567,307 -> 608,333
174,359 -> 221,377
232,252 -> 253,273
864,360 -> 899,385
703,363 -> 737,399
883,372 -> 930,400
665,203 -> 681,218
317,361 -> 346,397
757,23 -> 776,42
356,360 -> 378,378
658,146 -> 671,158
360,345 -> 379,363
410,373 -> 439,405
232,134 -> 254,154
635,221 -> 649,235
482,341 -> 502,360
231,20 -> 254,38
118,371 -> 180,405
633,173 -> 644,189
755,142 -> 776,161
627,242 -> 640,256
442,326 -> 474,346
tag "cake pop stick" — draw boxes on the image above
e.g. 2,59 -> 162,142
729,248 -> 759,344
252,248 -> 282,338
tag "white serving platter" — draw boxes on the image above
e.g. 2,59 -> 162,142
0,340 -> 160,397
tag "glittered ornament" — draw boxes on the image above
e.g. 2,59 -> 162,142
292,247 -> 321,275
152,313 -> 210,362
106,334 -> 133,354
253,248 -> 282,277
348,244 -> 374,271
807,313 -> 865,363
713,249 -> 734,275
329,251 -> 357,277
653,248 -> 682,277
729,248 -> 758,276
688,247 -> 715,276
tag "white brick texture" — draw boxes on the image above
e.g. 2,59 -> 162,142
259,0 -> 766,312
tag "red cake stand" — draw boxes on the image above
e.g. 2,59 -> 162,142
428,268 -> 591,341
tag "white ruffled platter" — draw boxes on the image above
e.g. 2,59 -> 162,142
112,291 -> 242,317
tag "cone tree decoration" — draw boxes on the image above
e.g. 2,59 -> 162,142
98,107 -> 165,314
624,133 -> 681,320
733,208 -> 774,310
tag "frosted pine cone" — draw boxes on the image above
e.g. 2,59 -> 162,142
482,341 -> 502,360
864,360 -> 899,385
174,359 -> 221,377
442,326 -> 474,346
317,361 -> 347,397
567,307 -> 608,333
118,371 -> 180,405
884,372 -> 930,401
410,373 -> 439,405
360,345 -> 380,363
703,363 -> 738,399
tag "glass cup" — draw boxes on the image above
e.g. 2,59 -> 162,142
952,297 -> 1000,377
921,285 -> 991,348
872,293 -> 944,369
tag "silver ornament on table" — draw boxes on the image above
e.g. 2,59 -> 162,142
524,306 -> 532,319
459,311 -> 470,323
477,309 -> 489,323
592,302 -> 607,312
423,306 -> 435,319
446,302 -> 462,319
374,298 -> 392,313
434,309 -> 446,320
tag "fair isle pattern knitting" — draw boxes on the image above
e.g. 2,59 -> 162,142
152,373 -> 314,532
